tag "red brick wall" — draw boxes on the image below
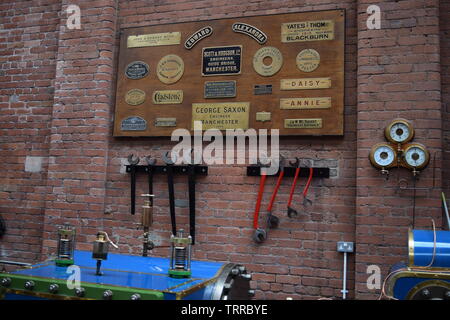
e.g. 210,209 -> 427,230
0,0 -> 446,300
356,0 -> 443,299
0,0 -> 60,262
442,1 -> 450,199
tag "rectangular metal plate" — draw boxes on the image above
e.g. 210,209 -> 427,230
280,97 -> 331,109
192,102 -> 250,130
127,32 -> 181,48
281,20 -> 334,42
202,45 -> 242,76
121,116 -> 147,131
154,118 -> 177,127
253,84 -> 273,95
152,90 -> 183,104
204,81 -> 237,98
284,118 -> 322,129
256,112 -> 271,122
280,78 -> 331,90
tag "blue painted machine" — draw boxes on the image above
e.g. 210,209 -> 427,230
0,250 -> 252,300
385,228 -> 450,300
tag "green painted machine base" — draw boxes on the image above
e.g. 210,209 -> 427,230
54,259 -> 74,267
168,269 -> 191,279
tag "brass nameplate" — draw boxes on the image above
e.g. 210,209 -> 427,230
127,32 -> 181,48
296,49 -> 320,72
154,118 -> 177,127
281,20 -> 334,42
192,102 -> 250,130
280,78 -> 331,90
253,46 -> 283,77
157,54 -> 184,84
125,89 -> 145,106
152,90 -> 183,104
280,97 -> 331,109
284,118 -> 323,129
256,112 -> 271,122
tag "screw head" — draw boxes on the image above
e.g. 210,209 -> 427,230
24,280 -> 35,290
421,289 -> 431,297
444,291 -> 450,300
103,289 -> 113,300
130,293 -> 141,300
75,287 -> 85,297
49,284 -> 59,293
0,277 -> 11,287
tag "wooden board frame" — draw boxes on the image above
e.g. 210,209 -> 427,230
113,9 -> 345,137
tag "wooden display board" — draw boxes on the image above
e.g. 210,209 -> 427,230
113,10 -> 345,137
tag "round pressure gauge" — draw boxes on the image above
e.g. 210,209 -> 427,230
385,119 -> 414,144
403,143 -> 429,170
369,143 -> 397,169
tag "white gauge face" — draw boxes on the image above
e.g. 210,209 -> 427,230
389,122 -> 410,143
404,146 -> 427,168
373,145 -> 395,167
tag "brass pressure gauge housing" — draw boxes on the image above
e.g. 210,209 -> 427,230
369,143 -> 398,169
385,118 -> 414,144
402,143 -> 430,170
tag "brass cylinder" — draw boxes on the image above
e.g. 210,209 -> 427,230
141,202 -> 153,228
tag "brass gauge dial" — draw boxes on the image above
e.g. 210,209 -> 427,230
369,143 -> 397,169
402,143 -> 429,170
385,119 -> 414,144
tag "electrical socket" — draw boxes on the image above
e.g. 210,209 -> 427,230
337,241 -> 354,253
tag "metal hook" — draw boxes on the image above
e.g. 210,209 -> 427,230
127,154 -> 140,165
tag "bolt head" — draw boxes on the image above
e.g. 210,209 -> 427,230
24,280 -> 35,290
421,289 -> 431,297
130,293 -> 141,300
103,289 -> 113,300
75,287 -> 85,297
1,277 -> 11,287
49,284 -> 59,293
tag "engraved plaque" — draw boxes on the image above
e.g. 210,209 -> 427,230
127,32 -> 181,48
281,20 -> 334,42
284,118 -> 322,129
154,118 -> 177,127
157,54 -> 184,84
256,112 -> 271,122
280,78 -> 331,90
125,61 -> 149,79
184,26 -> 213,49
121,116 -> 147,131
152,90 -> 183,104
232,22 -> 268,44
125,89 -> 146,106
253,46 -> 283,77
254,84 -> 273,95
296,49 -> 320,72
204,81 -> 236,98
280,97 -> 331,109
192,102 -> 250,130
202,45 -> 242,76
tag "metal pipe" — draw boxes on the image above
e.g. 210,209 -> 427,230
0,260 -> 32,267
342,252 -> 348,300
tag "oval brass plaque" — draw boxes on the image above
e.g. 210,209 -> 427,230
296,49 -> 320,72
125,89 -> 146,106
253,46 -> 283,77
157,54 -> 184,84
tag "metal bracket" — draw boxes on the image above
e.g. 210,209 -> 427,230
246,166 -> 329,178
126,165 -> 208,176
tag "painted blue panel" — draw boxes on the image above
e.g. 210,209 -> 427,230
393,276 -> 450,300
10,250 -> 225,293
412,230 -> 450,268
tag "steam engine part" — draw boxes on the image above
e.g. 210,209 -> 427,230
55,225 -> 75,267
169,229 -> 192,278
0,251 -> 253,300
386,229 -> 450,300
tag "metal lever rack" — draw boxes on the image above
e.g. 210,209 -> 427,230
246,166 -> 330,178
126,165 -> 208,175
